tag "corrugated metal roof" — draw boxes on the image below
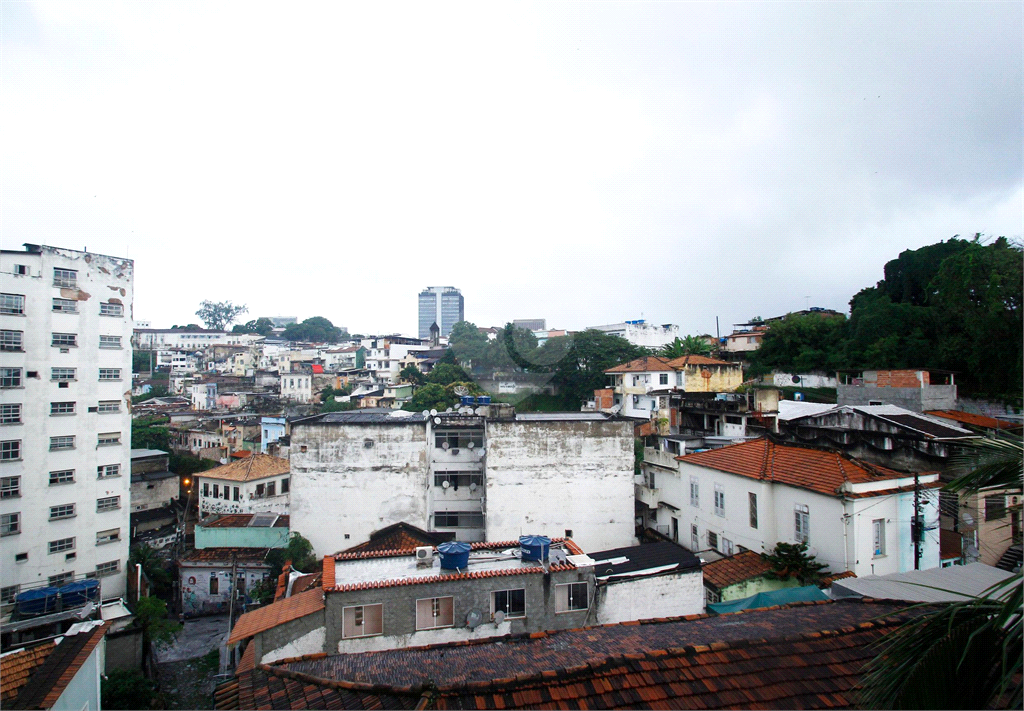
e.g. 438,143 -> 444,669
831,563 -> 1016,602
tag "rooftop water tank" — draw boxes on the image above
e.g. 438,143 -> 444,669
437,540 -> 472,570
519,535 -> 551,562
16,587 -> 59,616
477,395 -> 491,405
58,579 -> 100,608
460,396 -> 476,406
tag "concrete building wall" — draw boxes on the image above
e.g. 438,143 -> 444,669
253,609 -> 326,665
52,637 -> 104,711
130,475 -> 178,512
485,420 -> 636,552
0,246 -> 132,600
837,385 -> 957,413
716,576 -> 799,602
197,475 -> 290,516
180,564 -> 270,617
594,571 -> 704,624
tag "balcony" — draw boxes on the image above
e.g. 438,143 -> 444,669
643,447 -> 679,471
635,482 -> 660,509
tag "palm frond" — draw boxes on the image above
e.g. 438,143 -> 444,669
945,433 -> 1023,494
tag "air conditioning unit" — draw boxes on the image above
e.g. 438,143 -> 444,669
415,546 -> 433,561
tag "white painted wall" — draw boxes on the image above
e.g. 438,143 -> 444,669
197,475 -> 290,516
262,626 -> 326,665
595,571 -> 705,624
51,635 -> 104,711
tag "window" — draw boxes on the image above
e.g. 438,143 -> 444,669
342,603 -> 384,638
1,585 -> 19,604
51,333 -> 77,347
795,504 -> 810,543
714,484 -> 725,516
1,513 -> 20,536
749,492 -> 758,529
98,432 -> 121,446
50,503 -> 76,520
433,511 -> 484,528
0,475 -> 20,499
50,469 -> 75,485
434,473 -> 484,489
0,404 -> 21,425
52,298 -> 78,313
708,531 -> 719,550
97,496 -> 121,512
202,482 -> 210,497
15,552 -> 27,562
100,302 -> 123,317
222,485 -> 229,500
50,401 -> 76,415
99,368 -> 121,381
705,587 -> 721,605
97,400 -> 120,413
233,486 -> 239,501
49,537 -> 75,553
280,478 -> 289,494
985,496 -> 1007,521
99,335 -> 121,349
491,589 -> 526,619
51,368 -> 76,381
49,572 -> 74,587
95,560 -> 120,577
555,582 -> 589,613
872,519 -> 886,557
691,524 -> 699,551
434,430 -> 485,449
2,440 -> 21,460
1,330 -> 23,351
266,482 -> 276,497
53,268 -> 77,287
690,477 -> 699,507
213,484 -> 219,498
0,294 -> 25,315
1,368 -> 22,387
659,373 -> 669,385
416,596 -> 455,630
96,528 -> 120,544
97,464 -> 120,478
722,537 -> 735,556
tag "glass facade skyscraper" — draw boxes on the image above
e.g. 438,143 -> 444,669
418,286 -> 464,339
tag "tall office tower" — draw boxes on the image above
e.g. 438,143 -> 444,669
1,244 -> 134,604
417,286 -> 464,339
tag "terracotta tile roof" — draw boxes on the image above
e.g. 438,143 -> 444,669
180,548 -> 272,565
235,643 -> 256,675
701,550 -> 773,590
665,354 -> 734,367
198,454 -> 289,483
229,450 -> 252,459
605,356 -> 676,373
283,599 -> 918,689
215,666 -> 422,710
228,587 -> 325,644
1,643 -> 55,703
925,409 -> 1022,431
9,622 -> 110,709
820,570 -> 857,587
341,522 -> 453,555
677,438 -> 913,497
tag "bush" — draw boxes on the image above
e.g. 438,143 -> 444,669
101,669 -> 158,710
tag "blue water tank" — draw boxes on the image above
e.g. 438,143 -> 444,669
16,587 -> 59,616
58,579 -> 100,608
460,396 -> 476,406
477,395 -> 491,405
437,541 -> 472,570
519,535 -> 551,562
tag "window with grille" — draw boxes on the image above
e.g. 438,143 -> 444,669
690,477 -> 699,507
52,298 -> 78,313
98,432 -> 121,446
1,368 -> 22,388
0,294 -> 25,315
708,531 -> 719,550
50,401 -> 76,415
555,582 -> 589,612
99,302 -> 123,317
97,464 -> 120,478
53,268 -> 77,287
985,496 -> 1007,521
433,511 -> 484,528
51,368 -> 76,381
49,537 -> 75,553
0,404 -> 21,425
50,503 -> 76,520
714,484 -> 725,516
691,524 -> 699,551
491,589 -> 526,619
433,473 -> 483,489
1,330 -> 23,351
794,504 -> 810,543
96,528 -> 120,544
1,440 -> 21,460
49,469 -> 75,485
434,430 -> 485,449
873,519 -> 886,556
95,560 -> 120,577
97,496 -> 120,512
99,368 -> 121,381
1,584 -> 19,604
416,596 -> 454,630
99,335 -> 121,349
722,537 -> 735,556
342,604 -> 384,638
1,513 -> 19,536
52,333 -> 77,347
749,492 -> 758,529
50,436 -> 75,451
1,476 -> 20,498
97,400 -> 120,413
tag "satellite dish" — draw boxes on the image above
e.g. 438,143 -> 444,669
467,441 -> 475,449
422,410 -> 430,417
493,610 -> 506,626
442,480 -> 450,489
469,482 -> 477,491
441,441 -> 450,450
434,417 -> 442,425
477,448 -> 485,457
466,609 -> 484,629
961,512 -> 975,527
453,385 -> 469,396
430,409 -> 438,416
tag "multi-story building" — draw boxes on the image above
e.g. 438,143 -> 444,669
1,244 -> 133,603
417,286 -> 464,339
588,320 -> 679,349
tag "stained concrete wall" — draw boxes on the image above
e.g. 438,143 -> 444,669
485,420 -> 636,552
594,570 -> 704,624
837,385 -> 957,413
252,607 -> 326,665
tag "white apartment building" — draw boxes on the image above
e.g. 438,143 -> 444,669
133,328 -> 262,349
588,320 -> 680,349
279,373 -> 312,402
1,244 -> 133,604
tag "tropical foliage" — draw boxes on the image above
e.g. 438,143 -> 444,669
196,300 -> 248,330
282,316 -> 346,343
660,335 -> 713,358
760,541 -> 830,586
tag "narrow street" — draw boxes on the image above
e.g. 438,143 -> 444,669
155,615 -> 231,710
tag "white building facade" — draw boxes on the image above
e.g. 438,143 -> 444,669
588,321 -> 680,349
1,244 -> 133,603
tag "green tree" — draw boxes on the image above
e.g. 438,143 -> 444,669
400,365 -> 425,385
747,313 -> 848,378
265,533 -> 318,582
404,383 -> 455,412
233,317 -> 275,335
169,452 -> 219,476
132,385 -> 170,404
101,669 -> 159,710
760,542 -> 830,586
283,316 -> 344,343
134,596 -> 181,646
660,335 -> 713,359
129,544 -> 171,594
427,363 -> 474,386
447,321 -> 491,367
195,300 -> 248,330
131,421 -> 169,451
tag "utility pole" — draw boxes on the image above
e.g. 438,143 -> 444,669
914,471 -> 921,570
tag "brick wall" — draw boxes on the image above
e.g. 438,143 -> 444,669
594,389 -> 614,409
874,370 -> 925,388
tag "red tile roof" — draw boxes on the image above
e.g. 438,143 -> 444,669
340,522 -> 452,555
605,356 -> 676,373
199,454 -> 289,483
701,550 -> 773,590
678,438 -> 916,497
9,622 -> 110,709
665,354 -> 734,367
228,587 -> 325,644
235,643 -> 256,675
1,643 -> 55,703
333,537 -> 582,561
925,409 -> 1022,431
311,364 -> 324,374
180,548 -> 272,565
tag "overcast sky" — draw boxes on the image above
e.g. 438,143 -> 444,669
2,2 -> 1020,337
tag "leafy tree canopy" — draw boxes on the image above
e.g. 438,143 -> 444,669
102,669 -> 159,710
426,363 -> 474,386
265,533 -> 318,582
404,383 -> 454,412
399,365 -> 425,385
134,596 -> 181,645
196,300 -> 248,330
283,316 -> 345,343
660,335 -> 713,359
232,317 -> 275,335
760,541 -> 830,586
